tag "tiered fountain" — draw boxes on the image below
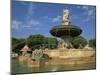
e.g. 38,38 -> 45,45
50,8 -> 82,48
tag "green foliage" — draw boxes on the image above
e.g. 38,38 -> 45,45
27,35 -> 58,49
27,34 -> 45,49
12,34 -> 58,53
12,38 -> 25,45
89,38 -> 96,48
12,38 -> 26,53
71,36 -> 87,49
12,42 -> 26,53
46,37 -> 58,49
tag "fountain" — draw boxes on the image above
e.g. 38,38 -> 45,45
50,8 -> 82,48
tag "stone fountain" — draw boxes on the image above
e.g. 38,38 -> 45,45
50,8 -> 82,48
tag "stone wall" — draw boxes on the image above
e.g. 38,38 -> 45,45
18,49 -> 96,67
43,49 -> 95,58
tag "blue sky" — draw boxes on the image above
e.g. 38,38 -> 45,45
11,1 -> 96,41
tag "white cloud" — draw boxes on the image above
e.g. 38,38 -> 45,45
76,5 -> 95,22
23,19 -> 41,29
43,16 -> 51,20
28,19 -> 40,26
76,6 -> 81,9
12,19 -> 41,29
76,5 -> 89,10
43,15 -> 62,23
52,16 -> 62,23
22,25 -> 32,28
84,7 -> 95,22
88,9 -> 95,16
12,2 -> 37,29
11,20 -> 22,29
82,6 -> 89,10
80,6 -> 95,17
73,5 -> 96,23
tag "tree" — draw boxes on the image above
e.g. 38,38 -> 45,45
89,38 -> 96,48
71,36 -> 87,49
12,42 -> 26,53
12,34 -> 59,52
27,35 -> 58,49
27,34 -> 46,49
12,38 -> 25,45
46,37 -> 58,49
12,38 -> 26,53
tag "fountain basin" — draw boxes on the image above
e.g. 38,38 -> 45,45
50,25 -> 82,37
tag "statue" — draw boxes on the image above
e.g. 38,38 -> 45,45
32,49 -> 43,61
62,8 -> 70,25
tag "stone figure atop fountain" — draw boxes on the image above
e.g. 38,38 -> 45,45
62,8 -> 70,25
